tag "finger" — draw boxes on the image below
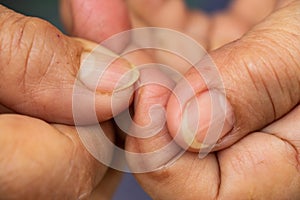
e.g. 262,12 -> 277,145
129,133 -> 300,199
127,0 -> 188,30
0,114 -> 114,199
60,0 -> 130,44
167,1 -> 300,151
127,0 -> 211,77
217,131 -> 300,198
0,5 -> 139,124
184,10 -> 210,50
125,67 -> 220,200
127,0 -> 210,47
209,0 -> 296,50
262,105 -> 300,160
209,11 -> 250,50
126,73 -> 300,199
229,0 -> 277,25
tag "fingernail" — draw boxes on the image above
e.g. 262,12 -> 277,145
181,90 -> 235,151
78,40 -> 139,93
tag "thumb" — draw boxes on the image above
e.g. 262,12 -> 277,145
167,1 -> 300,151
0,114 -> 114,199
0,5 -> 138,124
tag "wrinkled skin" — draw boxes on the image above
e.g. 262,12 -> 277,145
125,0 -> 300,199
0,1 -> 132,199
0,3 -> 134,124
1,0 -> 300,199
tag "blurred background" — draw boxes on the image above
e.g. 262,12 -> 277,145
0,0 -> 229,199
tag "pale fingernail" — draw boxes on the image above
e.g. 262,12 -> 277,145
78,39 -> 139,93
181,90 -> 235,151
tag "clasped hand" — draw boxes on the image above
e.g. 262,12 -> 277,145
0,0 -> 300,199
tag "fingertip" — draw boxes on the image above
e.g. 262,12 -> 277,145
167,72 -> 235,152
168,71 -> 226,153
63,0 -> 131,45
73,39 -> 140,123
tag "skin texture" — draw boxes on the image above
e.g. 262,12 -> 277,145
0,5 -> 135,124
125,0 -> 300,199
0,2 -> 132,199
167,4 -> 300,151
1,0 -> 300,199
0,114 -> 114,199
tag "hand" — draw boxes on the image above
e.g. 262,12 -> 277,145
0,2 -> 135,199
125,0 -> 300,199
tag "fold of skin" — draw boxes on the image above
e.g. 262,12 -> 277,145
167,1 -> 300,151
125,1 -> 300,199
0,2 -> 133,199
126,66 -> 300,200
0,5 -> 136,124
